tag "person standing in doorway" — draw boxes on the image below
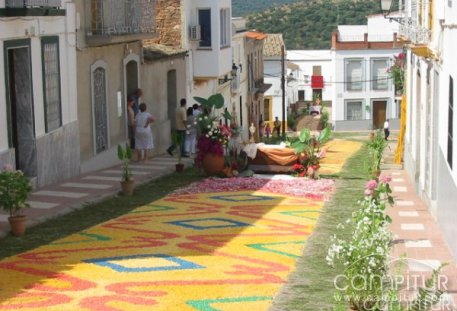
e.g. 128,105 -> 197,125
131,88 -> 143,116
384,119 -> 390,140
134,103 -> 155,162
127,96 -> 136,150
167,98 -> 187,157
273,116 -> 281,137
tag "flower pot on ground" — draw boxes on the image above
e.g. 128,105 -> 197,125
0,164 -> 32,236
8,215 -> 27,236
175,163 -> 185,173
120,179 -> 135,196
117,143 -> 135,195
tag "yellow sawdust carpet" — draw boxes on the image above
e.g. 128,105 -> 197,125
0,140 -> 360,311
320,140 -> 362,174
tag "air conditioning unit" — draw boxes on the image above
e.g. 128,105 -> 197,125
189,25 -> 201,41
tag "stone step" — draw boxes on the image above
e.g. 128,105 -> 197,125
381,163 -> 403,170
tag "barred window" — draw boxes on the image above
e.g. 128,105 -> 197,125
346,100 -> 363,120
42,37 -> 62,132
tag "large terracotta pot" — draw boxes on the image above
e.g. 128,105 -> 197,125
202,153 -> 225,176
8,215 -> 27,237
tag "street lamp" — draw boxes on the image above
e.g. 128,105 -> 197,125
380,0 -> 393,13
218,63 -> 239,84
380,0 -> 407,24
231,63 -> 238,77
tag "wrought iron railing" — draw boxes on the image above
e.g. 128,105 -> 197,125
90,0 -> 156,36
5,0 -> 61,7
399,21 -> 431,45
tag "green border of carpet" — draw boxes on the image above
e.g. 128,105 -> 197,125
0,168 -> 203,260
270,143 -> 372,311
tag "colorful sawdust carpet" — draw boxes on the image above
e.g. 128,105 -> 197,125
0,141 -> 361,310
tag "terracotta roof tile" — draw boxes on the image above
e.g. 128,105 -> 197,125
263,34 -> 285,57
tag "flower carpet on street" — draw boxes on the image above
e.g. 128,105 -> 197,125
319,140 -> 362,175
0,140 -> 360,310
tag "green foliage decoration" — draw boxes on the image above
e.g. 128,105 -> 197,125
0,165 -> 32,217
117,143 -> 133,181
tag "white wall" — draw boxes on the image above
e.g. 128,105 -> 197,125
287,50 -> 333,102
185,0 -> 232,78
0,42 -> 6,152
333,49 -> 400,126
264,57 -> 286,121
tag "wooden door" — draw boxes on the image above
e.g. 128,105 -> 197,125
372,100 -> 387,129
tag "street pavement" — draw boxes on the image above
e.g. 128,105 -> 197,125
0,154 -> 194,238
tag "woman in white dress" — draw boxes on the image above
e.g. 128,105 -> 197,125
134,103 -> 155,162
184,107 -> 197,157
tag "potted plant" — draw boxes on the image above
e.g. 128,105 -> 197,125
171,131 -> 185,173
0,164 -> 32,236
117,143 -> 135,195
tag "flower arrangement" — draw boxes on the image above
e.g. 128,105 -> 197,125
327,176 -> 394,310
0,164 -> 32,217
194,94 -> 233,171
288,127 -> 331,178
290,163 -> 306,177
389,52 -> 405,95
196,122 -> 231,163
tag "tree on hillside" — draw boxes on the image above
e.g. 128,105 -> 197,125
245,0 -> 381,49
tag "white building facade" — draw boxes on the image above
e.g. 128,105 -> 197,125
398,0 -> 457,258
0,0 -> 79,187
183,0 -> 234,113
287,50 -> 333,115
332,15 -> 403,131
263,34 -> 288,127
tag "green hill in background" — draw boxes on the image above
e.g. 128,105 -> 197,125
232,0 -> 300,17
242,0 -> 381,49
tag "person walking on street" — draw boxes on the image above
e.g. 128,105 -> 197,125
184,107 -> 197,157
134,103 -> 155,162
273,116 -> 281,137
384,119 -> 390,141
258,116 -> 265,141
167,98 -> 187,157
265,123 -> 271,139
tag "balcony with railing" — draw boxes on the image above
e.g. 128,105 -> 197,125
0,0 -> 65,16
399,21 -> 431,45
86,0 -> 156,45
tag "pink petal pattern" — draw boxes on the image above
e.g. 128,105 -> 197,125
172,177 -> 335,200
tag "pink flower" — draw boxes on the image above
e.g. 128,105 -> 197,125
318,149 -> 327,158
2,164 -> 13,172
379,175 -> 392,184
365,180 -> 378,190
364,189 -> 374,196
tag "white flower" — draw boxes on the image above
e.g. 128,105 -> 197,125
207,125 -> 211,129
204,116 -> 208,120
